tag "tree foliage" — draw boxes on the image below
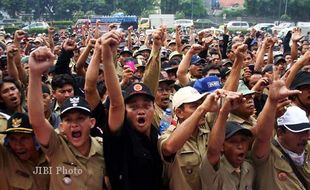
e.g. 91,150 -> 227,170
161,0 -> 207,18
244,0 -> 310,21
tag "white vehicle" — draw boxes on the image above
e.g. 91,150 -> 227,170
22,22 -> 49,31
249,23 -> 275,32
139,14 -> 175,29
296,22 -> 310,36
198,27 -> 224,35
226,21 -> 249,32
174,19 -> 194,28
272,22 -> 295,32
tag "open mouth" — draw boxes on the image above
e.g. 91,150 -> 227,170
237,153 -> 246,161
10,96 -> 18,103
72,131 -> 82,138
161,97 -> 170,104
137,117 -> 146,126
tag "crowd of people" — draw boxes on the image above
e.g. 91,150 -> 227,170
0,20 -> 309,190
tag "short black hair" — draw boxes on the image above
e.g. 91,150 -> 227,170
51,74 -> 75,91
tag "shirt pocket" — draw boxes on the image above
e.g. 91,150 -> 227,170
178,150 -> 200,186
8,170 -> 32,190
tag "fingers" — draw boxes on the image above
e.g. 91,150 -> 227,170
31,47 -> 55,61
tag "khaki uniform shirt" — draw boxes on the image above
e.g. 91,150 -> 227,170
41,130 -> 105,190
0,112 -> 9,142
228,113 -> 257,130
153,103 -> 164,131
253,142 -> 310,190
200,155 -> 254,190
0,144 -> 49,190
159,124 -> 210,190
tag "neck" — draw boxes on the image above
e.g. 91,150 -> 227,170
30,150 -> 41,164
77,138 -> 91,157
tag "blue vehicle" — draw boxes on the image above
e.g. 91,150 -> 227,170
90,13 -> 138,31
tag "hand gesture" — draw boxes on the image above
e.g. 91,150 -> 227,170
250,28 -> 256,38
63,39 -> 76,52
268,71 -> 301,103
188,44 -> 203,55
108,23 -> 118,31
223,24 -> 228,35
101,31 -> 123,60
152,28 -> 164,48
176,25 -> 182,36
220,91 -> 245,113
128,26 -> 133,33
29,47 -> 55,75
6,45 -> 18,59
200,91 -> 222,112
233,43 -> 248,60
122,65 -> 133,83
14,30 -> 26,42
251,77 -> 269,92
87,39 -> 96,49
48,27 -> 55,35
291,27 -> 304,42
96,20 -> 100,27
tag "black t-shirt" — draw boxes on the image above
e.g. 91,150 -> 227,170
90,102 -> 107,138
104,119 -> 163,190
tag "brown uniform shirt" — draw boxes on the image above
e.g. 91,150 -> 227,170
159,124 -> 210,190
41,130 -> 105,190
228,113 -> 257,130
200,155 -> 254,190
253,141 -> 310,190
0,144 -> 49,190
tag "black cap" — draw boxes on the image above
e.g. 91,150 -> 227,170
274,56 -> 286,65
124,83 -> 154,102
0,112 -> 33,134
60,96 -> 91,118
225,121 -> 253,139
290,71 -> 310,90
159,71 -> 175,85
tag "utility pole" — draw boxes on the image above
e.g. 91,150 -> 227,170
191,0 -> 193,19
284,0 -> 288,15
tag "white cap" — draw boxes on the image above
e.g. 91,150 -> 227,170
172,86 -> 207,110
277,106 -> 310,133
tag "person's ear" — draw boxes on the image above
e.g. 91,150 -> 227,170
175,107 -> 184,120
89,118 -> 96,129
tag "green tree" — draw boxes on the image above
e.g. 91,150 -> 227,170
161,0 -> 207,18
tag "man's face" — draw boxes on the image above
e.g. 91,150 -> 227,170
189,64 -> 203,79
42,92 -> 52,113
53,84 -> 74,105
125,95 -> 154,136
8,133 -> 37,161
278,129 -> 309,155
302,44 -> 310,55
0,82 -> 21,110
275,61 -> 287,75
176,99 -> 204,125
155,82 -> 172,110
119,53 -> 131,65
61,111 -> 95,149
168,43 -> 177,51
205,69 -> 221,78
211,54 -> 221,65
141,50 -> 150,61
134,67 -> 145,79
243,54 -> 253,66
248,74 -> 264,95
232,94 -> 255,118
223,133 -> 251,168
285,55 -> 292,64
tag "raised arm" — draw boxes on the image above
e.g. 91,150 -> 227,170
76,39 -> 96,76
127,26 -> 133,51
162,91 -> 221,157
101,31 -> 125,133
285,50 -> 310,87
6,45 -> 21,85
28,47 -> 56,146
223,44 -> 247,91
84,39 -> 101,110
175,25 -> 182,53
255,37 -> 272,71
142,28 -> 164,95
252,75 -> 301,160
291,28 -> 304,61
207,91 -> 244,166
47,27 -> 55,51
176,44 -> 202,86
13,30 -> 27,85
